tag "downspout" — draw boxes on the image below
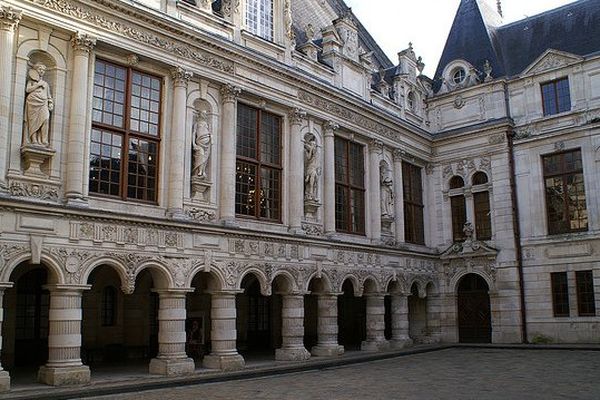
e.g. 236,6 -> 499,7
504,83 -> 528,343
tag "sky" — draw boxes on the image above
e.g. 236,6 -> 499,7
344,0 -> 578,76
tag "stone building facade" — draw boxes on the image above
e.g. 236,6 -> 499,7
0,0 -> 597,391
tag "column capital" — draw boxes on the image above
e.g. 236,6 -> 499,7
43,284 -> 91,294
152,288 -> 194,297
71,32 -> 96,54
171,66 -> 192,88
392,148 -> 404,162
220,83 -> 242,103
369,139 -> 384,153
323,121 -> 339,137
288,107 -> 307,126
0,5 -> 22,32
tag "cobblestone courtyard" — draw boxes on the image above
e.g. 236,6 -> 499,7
85,348 -> 600,400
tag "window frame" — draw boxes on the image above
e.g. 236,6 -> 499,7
89,58 -> 163,204
402,161 -> 425,245
450,195 -> 467,242
550,272 -> 570,317
575,270 -> 596,317
334,136 -> 366,235
235,103 -> 283,223
542,148 -> 588,235
541,77 -> 571,117
245,0 -> 274,41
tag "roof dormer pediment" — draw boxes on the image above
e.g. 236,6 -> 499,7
522,49 -> 583,76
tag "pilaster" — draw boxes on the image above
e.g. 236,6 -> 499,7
392,149 -> 405,243
288,108 -> 307,234
369,140 -> 383,243
322,122 -> 339,236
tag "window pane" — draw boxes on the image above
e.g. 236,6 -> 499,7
403,162 -> 424,244
334,138 -> 348,184
130,71 -> 161,136
350,189 -> 365,234
89,128 -> 122,196
236,161 -> 257,216
127,138 -> 158,201
576,271 -> 596,316
551,272 -> 569,317
259,167 -> 280,220
542,78 -> 570,116
260,112 -> 281,165
335,184 -> 348,231
451,195 -> 467,242
92,60 -> 127,128
474,191 -> 492,240
237,104 -> 258,159
349,143 -> 364,188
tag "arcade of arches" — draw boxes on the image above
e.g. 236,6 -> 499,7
0,259 -> 493,388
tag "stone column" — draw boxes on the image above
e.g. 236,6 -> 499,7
392,149 -> 405,243
425,292 -> 442,344
166,67 -> 192,219
203,291 -> 245,371
149,290 -> 195,376
322,122 -> 339,236
369,140 -> 383,242
389,293 -> 413,349
288,108 -> 307,234
464,190 -> 475,236
275,294 -> 310,361
0,283 -> 13,391
219,84 -> 242,226
361,293 -> 389,351
38,286 -> 90,386
311,293 -> 344,357
0,5 -> 22,193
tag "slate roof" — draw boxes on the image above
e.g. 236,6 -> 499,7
434,0 -> 600,92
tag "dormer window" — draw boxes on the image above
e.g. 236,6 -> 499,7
246,0 -> 274,41
452,68 -> 466,85
407,91 -> 416,111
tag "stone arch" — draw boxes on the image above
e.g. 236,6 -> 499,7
451,269 -> 495,294
271,269 -> 298,294
17,40 -> 67,70
362,276 -> 381,294
2,251 -> 65,285
237,268 -> 270,296
133,260 -> 174,290
80,256 -> 129,292
186,263 -> 225,291
408,278 -> 428,299
449,175 -> 465,189
305,271 -> 333,293
471,170 -> 489,186
338,274 -> 361,297
386,277 -> 407,295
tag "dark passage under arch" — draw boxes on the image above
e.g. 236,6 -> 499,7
457,274 -> 491,343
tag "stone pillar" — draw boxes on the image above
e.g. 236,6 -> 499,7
203,291 -> 245,371
149,291 -> 195,376
425,292 -> 442,344
219,84 -> 242,226
464,191 -> 475,237
361,294 -> 389,351
390,293 -> 413,349
0,5 -> 22,193
0,283 -> 13,391
288,108 -> 307,234
311,293 -> 344,357
275,294 -> 310,361
392,149 -> 405,243
166,67 -> 192,219
369,140 -> 383,243
322,122 -> 339,236
38,286 -> 90,386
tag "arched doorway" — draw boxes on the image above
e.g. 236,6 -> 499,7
237,274 -> 277,355
457,274 -> 491,343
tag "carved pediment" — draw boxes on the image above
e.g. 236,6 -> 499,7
441,239 -> 498,260
522,49 -> 583,75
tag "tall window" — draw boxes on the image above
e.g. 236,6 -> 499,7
334,137 -> 365,234
403,162 -> 424,245
90,60 -> 162,202
101,286 -> 117,327
551,272 -> 569,317
449,175 -> 466,242
576,271 -> 596,317
542,149 -> 587,235
472,172 -> 492,241
246,0 -> 274,41
235,104 -> 282,221
541,77 -> 571,116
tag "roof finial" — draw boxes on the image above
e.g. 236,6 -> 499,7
497,0 -> 503,17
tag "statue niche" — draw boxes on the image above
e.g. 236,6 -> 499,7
380,161 -> 394,233
304,133 -> 322,218
191,109 -> 212,202
21,60 -> 56,177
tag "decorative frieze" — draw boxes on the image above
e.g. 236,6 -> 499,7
9,181 -> 59,201
227,238 -> 303,261
69,221 -> 184,248
186,207 -> 216,222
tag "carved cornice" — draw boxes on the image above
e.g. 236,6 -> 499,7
220,83 -> 242,103
0,4 -> 22,31
171,66 -> 192,87
288,108 -> 307,126
70,32 -> 96,53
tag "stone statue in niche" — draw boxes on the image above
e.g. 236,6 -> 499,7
304,134 -> 321,201
192,110 -> 211,180
25,62 -> 54,147
380,169 -> 394,217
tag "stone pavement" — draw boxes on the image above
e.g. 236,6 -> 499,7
82,348 -> 600,400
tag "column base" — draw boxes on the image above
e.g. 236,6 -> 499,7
389,337 -> 413,349
310,344 -> 344,357
65,197 -> 89,208
203,353 -> 245,371
149,357 -> 195,377
167,209 -> 187,220
0,371 -> 10,392
275,346 -> 311,361
221,219 -> 239,228
38,364 -> 90,386
361,340 -> 390,352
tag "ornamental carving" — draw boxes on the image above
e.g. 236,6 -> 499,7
48,247 -> 94,284
301,223 -> 323,236
30,0 -> 234,74
70,221 -> 183,248
0,5 -> 22,31
220,84 -> 242,103
187,207 -> 216,221
227,238 -> 301,261
71,32 -> 96,53
299,91 -> 398,141
9,181 -> 59,201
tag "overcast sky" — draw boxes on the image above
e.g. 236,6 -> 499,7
344,0 -> 577,76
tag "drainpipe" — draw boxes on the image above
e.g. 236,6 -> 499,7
504,83 -> 528,343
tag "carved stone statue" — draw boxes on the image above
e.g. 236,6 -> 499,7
25,62 -> 53,146
463,221 -> 474,241
192,110 -> 211,180
304,135 -> 320,201
381,171 -> 394,217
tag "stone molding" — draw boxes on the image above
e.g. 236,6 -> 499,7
70,32 -> 96,53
